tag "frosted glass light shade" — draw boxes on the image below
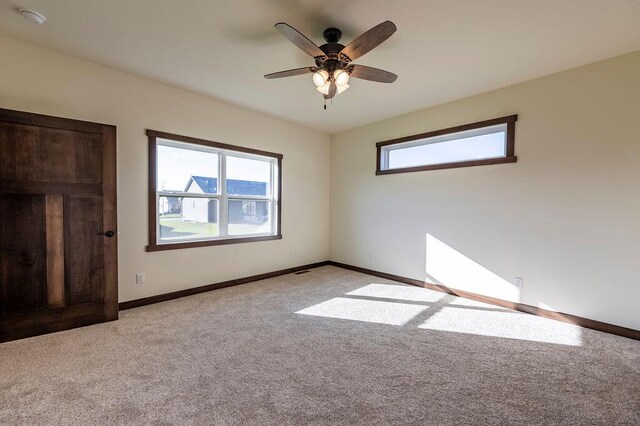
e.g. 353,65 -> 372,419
316,81 -> 331,95
334,69 -> 350,86
336,83 -> 350,94
312,70 -> 329,87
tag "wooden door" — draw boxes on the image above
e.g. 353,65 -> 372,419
0,108 -> 117,342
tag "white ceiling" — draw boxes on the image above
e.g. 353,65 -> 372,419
1,1 -> 640,133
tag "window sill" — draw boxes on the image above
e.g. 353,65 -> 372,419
146,234 -> 282,252
376,156 -> 517,175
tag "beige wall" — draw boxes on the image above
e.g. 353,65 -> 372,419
2,33 -> 638,330
330,50 -> 640,330
0,35 -> 331,303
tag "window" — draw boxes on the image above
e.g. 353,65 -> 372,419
376,115 -> 517,175
146,130 -> 282,251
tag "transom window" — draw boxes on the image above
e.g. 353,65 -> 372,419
146,130 -> 282,251
377,115 -> 517,175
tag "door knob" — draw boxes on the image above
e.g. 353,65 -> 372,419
97,230 -> 115,237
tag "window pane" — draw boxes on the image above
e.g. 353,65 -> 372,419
157,143 -> 219,194
158,196 -> 219,241
228,199 -> 270,235
226,156 -> 270,197
387,131 -> 506,169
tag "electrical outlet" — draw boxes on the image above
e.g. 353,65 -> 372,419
514,277 -> 523,289
136,272 -> 146,284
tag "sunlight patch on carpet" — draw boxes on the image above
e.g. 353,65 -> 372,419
346,283 -> 444,303
296,297 -> 428,326
418,307 -> 582,346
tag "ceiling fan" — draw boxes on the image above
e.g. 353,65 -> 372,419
264,21 -> 398,106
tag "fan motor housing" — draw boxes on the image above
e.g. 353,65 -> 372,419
319,43 -> 345,56
319,27 -> 349,69
318,39 -> 347,71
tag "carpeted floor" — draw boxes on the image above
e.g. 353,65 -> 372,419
1,266 -> 638,425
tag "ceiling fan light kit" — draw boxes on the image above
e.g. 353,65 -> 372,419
313,69 -> 329,87
334,69 -> 350,86
264,20 -> 398,108
316,81 -> 331,95
336,83 -> 349,94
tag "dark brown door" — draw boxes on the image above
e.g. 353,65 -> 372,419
0,108 -> 117,342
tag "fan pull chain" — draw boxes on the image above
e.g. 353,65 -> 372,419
324,99 -> 326,110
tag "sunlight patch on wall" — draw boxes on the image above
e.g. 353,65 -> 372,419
426,233 -> 520,302
538,302 -> 559,311
449,297 -> 511,311
346,283 -> 444,303
296,297 -> 428,326
418,307 -> 582,346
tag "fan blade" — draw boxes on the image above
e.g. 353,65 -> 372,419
349,65 -> 397,83
323,81 -> 337,100
274,23 -> 326,58
264,67 -> 317,79
340,21 -> 396,61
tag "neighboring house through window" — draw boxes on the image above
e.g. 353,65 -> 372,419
146,130 -> 282,251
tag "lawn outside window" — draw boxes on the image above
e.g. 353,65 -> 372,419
146,130 -> 282,251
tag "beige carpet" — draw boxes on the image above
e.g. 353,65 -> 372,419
1,266 -> 638,425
